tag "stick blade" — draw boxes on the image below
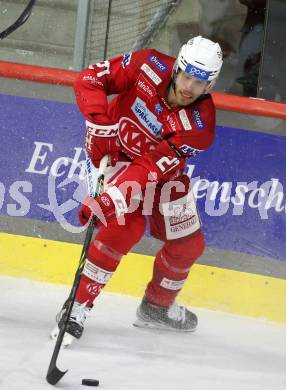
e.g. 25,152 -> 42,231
46,366 -> 68,385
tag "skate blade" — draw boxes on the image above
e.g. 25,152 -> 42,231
50,325 -> 75,347
133,319 -> 197,332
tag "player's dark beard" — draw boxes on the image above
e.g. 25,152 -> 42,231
166,69 -> 179,106
171,69 -> 179,96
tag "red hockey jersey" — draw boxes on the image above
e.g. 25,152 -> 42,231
74,49 -> 216,189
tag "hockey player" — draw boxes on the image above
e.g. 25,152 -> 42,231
52,36 -> 223,343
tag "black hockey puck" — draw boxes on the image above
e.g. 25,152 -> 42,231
82,378 -> 99,387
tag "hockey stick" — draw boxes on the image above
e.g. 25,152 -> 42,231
103,0 -> 113,60
46,154 -> 109,385
0,0 -> 36,40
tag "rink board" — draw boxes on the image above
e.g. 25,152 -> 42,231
0,93 -> 286,261
1,232 -> 286,324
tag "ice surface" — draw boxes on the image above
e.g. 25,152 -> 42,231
0,276 -> 285,390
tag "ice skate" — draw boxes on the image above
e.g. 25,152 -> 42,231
133,297 -> 198,332
50,323 -> 75,347
50,300 -> 92,346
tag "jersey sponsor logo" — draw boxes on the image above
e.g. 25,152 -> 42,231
167,114 -> 180,132
122,52 -> 132,68
180,144 -> 202,156
169,204 -> 198,231
162,192 -> 201,239
148,55 -> 168,73
179,109 -> 192,130
155,103 -> 163,114
136,74 -> 155,98
119,117 -> 160,156
131,97 -> 162,137
141,63 -> 162,85
185,64 -> 210,81
192,109 -> 205,129
82,75 -> 104,87
161,97 -> 171,110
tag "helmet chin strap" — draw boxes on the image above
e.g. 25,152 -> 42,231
204,80 -> 216,94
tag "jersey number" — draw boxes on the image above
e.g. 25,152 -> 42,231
96,60 -> 110,77
156,156 -> 180,174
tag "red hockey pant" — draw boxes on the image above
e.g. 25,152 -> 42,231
76,176 -> 205,307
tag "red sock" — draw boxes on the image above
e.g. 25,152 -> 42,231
145,232 -> 205,306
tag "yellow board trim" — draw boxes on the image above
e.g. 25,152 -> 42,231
1,232 -> 286,324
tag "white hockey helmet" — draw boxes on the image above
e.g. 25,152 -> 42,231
176,36 -> 223,85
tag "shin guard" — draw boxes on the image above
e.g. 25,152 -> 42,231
145,231 -> 205,307
75,239 -> 123,306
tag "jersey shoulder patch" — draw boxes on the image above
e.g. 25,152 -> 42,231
186,96 -> 215,132
121,52 -> 132,68
147,53 -> 169,73
191,108 -> 205,129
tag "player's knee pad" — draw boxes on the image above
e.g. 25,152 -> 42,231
87,238 -> 123,269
